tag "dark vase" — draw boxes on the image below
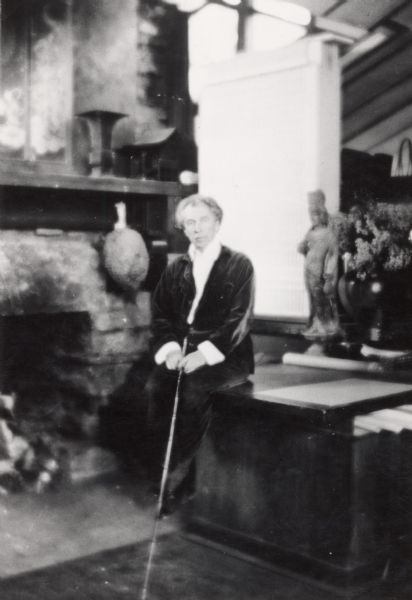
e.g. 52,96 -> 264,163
338,271 -> 412,345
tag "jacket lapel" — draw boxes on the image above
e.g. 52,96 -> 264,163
180,254 -> 195,296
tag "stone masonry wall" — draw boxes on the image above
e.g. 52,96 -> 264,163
0,230 -> 151,402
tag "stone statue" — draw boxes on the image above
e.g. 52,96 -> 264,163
298,190 -> 342,341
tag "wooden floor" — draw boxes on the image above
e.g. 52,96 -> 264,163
0,535 -> 341,600
1,472 -> 412,599
1,530 -> 412,600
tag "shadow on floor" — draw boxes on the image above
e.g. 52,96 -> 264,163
1,532 -> 412,600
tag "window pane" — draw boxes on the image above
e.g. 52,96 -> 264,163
189,4 -> 238,101
250,0 -> 311,26
246,13 -> 306,52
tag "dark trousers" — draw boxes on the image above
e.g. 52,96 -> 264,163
144,357 -> 249,493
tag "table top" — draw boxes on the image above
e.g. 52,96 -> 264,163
216,363 -> 412,424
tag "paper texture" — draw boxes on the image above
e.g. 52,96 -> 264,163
258,378 -> 412,407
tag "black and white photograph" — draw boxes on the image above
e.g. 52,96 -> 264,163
0,1 -> 412,598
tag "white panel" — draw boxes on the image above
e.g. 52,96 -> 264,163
198,37 -> 340,319
200,69 -> 308,317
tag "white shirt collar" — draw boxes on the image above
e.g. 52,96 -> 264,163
188,237 -> 221,263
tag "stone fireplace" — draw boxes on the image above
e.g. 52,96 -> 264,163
0,207 -> 152,490
0,228 -> 151,395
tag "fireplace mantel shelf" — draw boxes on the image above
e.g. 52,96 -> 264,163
0,167 -> 180,197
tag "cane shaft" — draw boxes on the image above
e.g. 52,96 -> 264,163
141,338 -> 188,600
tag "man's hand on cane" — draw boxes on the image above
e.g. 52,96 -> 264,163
165,349 -> 184,370
180,351 -> 206,373
165,348 -> 206,373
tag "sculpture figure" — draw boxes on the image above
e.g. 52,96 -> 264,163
298,190 -> 342,341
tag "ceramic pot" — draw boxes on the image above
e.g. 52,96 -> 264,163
338,274 -> 384,318
338,271 -> 412,343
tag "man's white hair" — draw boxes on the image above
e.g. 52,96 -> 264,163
175,194 -> 223,229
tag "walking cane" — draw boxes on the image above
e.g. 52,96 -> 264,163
141,338 -> 188,600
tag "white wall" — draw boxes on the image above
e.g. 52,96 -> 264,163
197,36 -> 341,319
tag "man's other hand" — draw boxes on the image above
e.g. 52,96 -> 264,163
181,351 -> 206,373
165,349 -> 183,370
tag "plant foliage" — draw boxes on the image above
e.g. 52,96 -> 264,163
332,202 -> 412,280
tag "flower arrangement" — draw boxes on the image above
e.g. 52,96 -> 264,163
333,201 -> 412,280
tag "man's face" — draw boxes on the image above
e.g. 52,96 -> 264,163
181,204 -> 220,251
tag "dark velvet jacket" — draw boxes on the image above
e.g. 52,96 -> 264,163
151,245 -> 255,373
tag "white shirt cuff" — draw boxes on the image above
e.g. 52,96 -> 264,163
198,341 -> 225,366
155,341 -> 181,365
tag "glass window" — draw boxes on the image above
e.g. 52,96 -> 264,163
188,0 -> 310,102
189,3 -> 239,101
246,13 -> 306,52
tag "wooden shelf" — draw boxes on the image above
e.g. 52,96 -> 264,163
0,165 -> 181,197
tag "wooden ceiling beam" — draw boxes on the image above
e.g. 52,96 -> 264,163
343,103 -> 412,151
380,0 -> 412,29
342,27 -> 412,86
343,38 -> 412,114
323,0 -> 346,17
325,0 -> 408,29
343,73 -> 412,142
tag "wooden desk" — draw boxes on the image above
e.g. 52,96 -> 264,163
182,364 -> 412,590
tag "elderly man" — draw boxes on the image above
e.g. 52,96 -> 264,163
144,194 -> 255,514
